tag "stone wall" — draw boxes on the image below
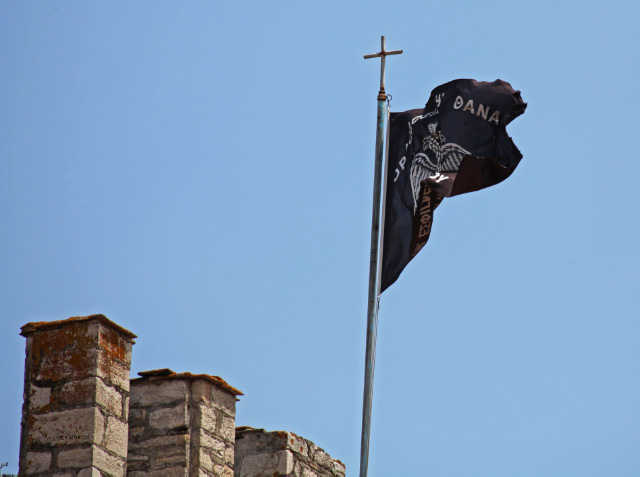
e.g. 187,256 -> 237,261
19,314 -> 136,476
234,428 -> 346,477
127,369 -> 242,476
18,315 -> 345,476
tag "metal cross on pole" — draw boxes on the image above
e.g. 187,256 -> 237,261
360,36 -> 402,477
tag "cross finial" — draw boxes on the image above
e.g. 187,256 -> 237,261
364,36 -> 403,98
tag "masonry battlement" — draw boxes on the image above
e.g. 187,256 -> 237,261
18,315 -> 344,476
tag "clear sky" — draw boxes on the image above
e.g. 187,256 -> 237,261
1,1 -> 639,475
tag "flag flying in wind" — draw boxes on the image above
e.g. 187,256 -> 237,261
380,79 -> 527,292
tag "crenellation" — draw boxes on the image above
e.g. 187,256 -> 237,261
18,315 -> 345,476
19,314 -> 136,476
234,428 -> 346,477
127,371 -> 240,476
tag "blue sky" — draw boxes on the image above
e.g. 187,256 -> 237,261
1,1 -> 639,475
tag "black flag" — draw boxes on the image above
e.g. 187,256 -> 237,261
380,79 -> 526,292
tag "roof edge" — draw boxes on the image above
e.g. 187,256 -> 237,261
20,314 -> 137,340
131,369 -> 243,396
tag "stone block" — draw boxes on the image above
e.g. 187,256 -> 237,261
288,433 -> 309,456
191,379 -> 211,403
77,468 -> 101,477
104,415 -> 129,458
93,446 -> 125,476
55,377 -> 123,417
235,428 -> 345,477
98,323 -> 132,364
155,454 -> 188,468
26,451 -> 51,473
31,324 -> 99,382
193,431 -> 225,459
122,395 -> 129,421
29,385 -> 51,412
29,407 -> 103,447
130,380 -> 188,406
130,466 -> 187,477
97,351 -> 131,391
57,447 -> 93,468
128,433 -> 190,450
195,448 -> 214,472
223,446 -> 234,466
219,414 -> 236,443
126,453 -> 149,471
156,444 -> 192,460
96,378 -> 125,417
276,449 -> 295,474
56,379 -> 95,409
149,402 -> 188,430
197,404 -> 217,432
240,452 -> 279,474
210,385 -> 237,414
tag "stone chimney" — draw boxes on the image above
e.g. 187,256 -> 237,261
19,314 -> 136,476
127,368 -> 242,476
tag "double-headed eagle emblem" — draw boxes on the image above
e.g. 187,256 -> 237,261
409,122 -> 470,211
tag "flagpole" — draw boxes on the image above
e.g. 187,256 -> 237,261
361,36 -> 402,477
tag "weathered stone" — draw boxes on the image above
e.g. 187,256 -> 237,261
129,466 -> 187,477
193,431 -> 226,459
154,443 -> 190,459
275,449 -> 295,474
77,468 -> 101,477
96,378 -> 125,417
218,414 -> 234,444
20,315 -> 135,477
128,408 -> 145,422
155,454 -> 188,468
223,446 -> 234,467
57,447 -> 93,468
211,463 -> 229,476
122,395 -> 129,421
220,466 -> 234,477
104,415 -> 129,458
149,402 -> 188,430
97,351 -> 131,391
210,385 -> 236,414
191,379 -> 211,403
29,385 -> 51,412
31,324 -> 99,382
98,324 -> 132,365
290,433 -> 309,457
128,433 -> 190,450
26,451 -> 51,473
130,380 -> 188,406
240,452 -> 279,473
55,377 -> 123,417
197,404 -> 217,432
29,407 -> 101,446
196,448 -> 214,472
93,446 -> 125,476
128,426 -> 145,438
235,428 -> 345,477
56,379 -> 95,409
126,453 -> 150,471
